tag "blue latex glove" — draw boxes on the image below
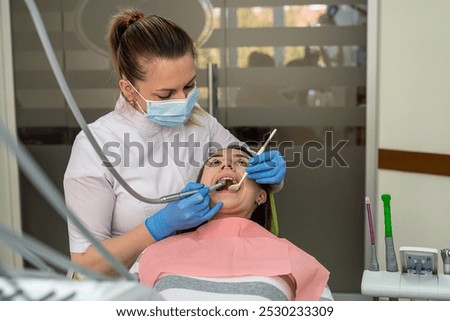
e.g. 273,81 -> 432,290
145,182 -> 223,241
246,150 -> 286,185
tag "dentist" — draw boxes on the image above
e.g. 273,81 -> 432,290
64,9 -> 286,276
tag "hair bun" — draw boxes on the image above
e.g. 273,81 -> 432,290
125,11 -> 144,28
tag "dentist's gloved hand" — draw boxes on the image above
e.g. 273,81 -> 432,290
246,150 -> 286,185
145,182 -> 223,241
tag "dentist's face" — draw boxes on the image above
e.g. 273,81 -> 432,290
200,149 -> 266,220
119,52 -> 196,111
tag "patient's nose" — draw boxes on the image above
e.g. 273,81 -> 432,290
220,157 -> 234,169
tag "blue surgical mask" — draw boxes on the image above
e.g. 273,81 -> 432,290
128,81 -> 199,127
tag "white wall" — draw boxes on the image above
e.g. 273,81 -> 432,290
378,0 -> 450,154
374,0 -> 450,271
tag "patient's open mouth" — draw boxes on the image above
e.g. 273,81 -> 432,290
215,177 -> 238,191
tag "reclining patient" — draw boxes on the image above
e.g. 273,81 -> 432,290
139,145 -> 332,301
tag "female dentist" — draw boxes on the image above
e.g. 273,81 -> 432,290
63,9 -> 286,276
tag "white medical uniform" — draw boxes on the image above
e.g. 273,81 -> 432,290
64,95 -> 238,253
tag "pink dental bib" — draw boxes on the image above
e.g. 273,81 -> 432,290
139,217 -> 329,300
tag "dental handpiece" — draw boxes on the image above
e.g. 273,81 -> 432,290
381,194 -> 398,272
159,180 -> 226,203
441,249 -> 450,275
365,197 -> 379,271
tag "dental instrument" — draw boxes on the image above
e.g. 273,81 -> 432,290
441,249 -> 450,275
365,197 -> 379,272
159,179 -> 226,203
228,129 -> 278,191
381,194 -> 398,273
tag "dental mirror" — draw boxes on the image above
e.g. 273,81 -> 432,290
228,129 -> 277,192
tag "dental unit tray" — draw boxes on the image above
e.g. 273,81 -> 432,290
399,246 -> 438,276
361,246 -> 450,300
361,270 -> 450,300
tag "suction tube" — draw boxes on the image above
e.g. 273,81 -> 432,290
22,0 -> 177,205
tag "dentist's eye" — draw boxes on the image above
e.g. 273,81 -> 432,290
157,93 -> 172,100
156,90 -> 174,100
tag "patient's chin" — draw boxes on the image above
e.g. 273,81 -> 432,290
214,198 -> 239,210
213,202 -> 252,219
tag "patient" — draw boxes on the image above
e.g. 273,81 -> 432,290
138,145 -> 332,301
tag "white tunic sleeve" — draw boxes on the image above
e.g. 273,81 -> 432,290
64,132 -> 115,253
